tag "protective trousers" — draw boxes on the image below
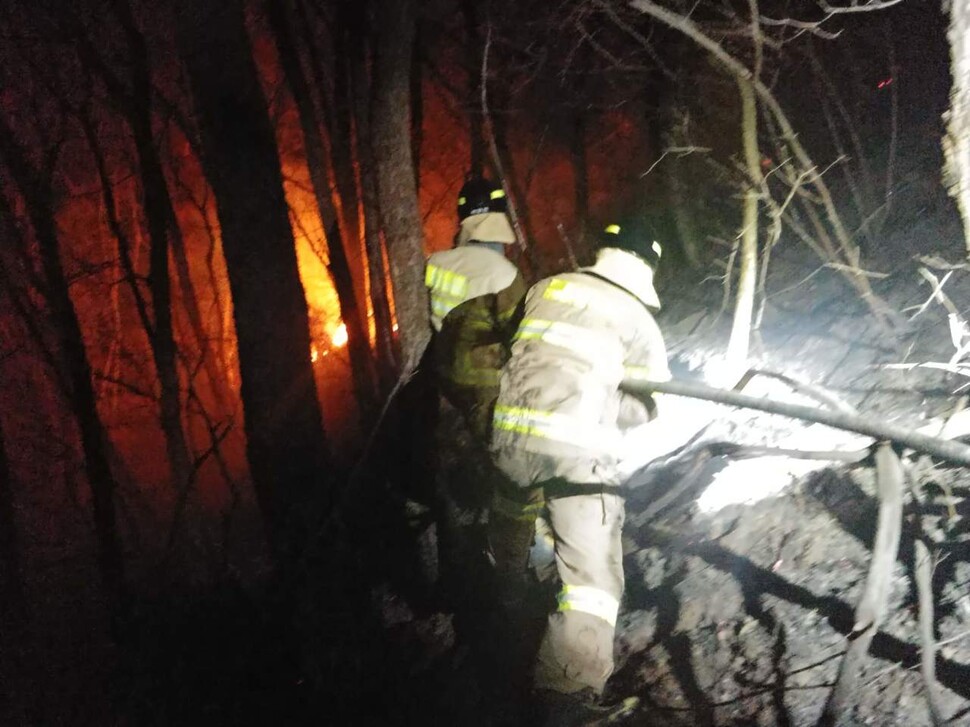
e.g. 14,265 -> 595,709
534,490 -> 625,696
488,480 -> 545,579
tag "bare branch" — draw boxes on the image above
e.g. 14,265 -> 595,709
758,14 -> 843,39
639,146 -> 711,178
817,0 -> 904,14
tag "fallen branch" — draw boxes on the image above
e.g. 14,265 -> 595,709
908,269 -> 954,320
628,378 -> 970,466
818,442 -> 903,726
882,361 -> 970,379
817,0 -> 903,13
914,539 -> 946,726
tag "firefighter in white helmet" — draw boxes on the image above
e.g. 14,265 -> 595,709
424,176 -> 538,616
490,221 -> 671,723
425,175 -> 527,440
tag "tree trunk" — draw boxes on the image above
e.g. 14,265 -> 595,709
268,0 -> 378,418
167,205 -> 234,416
0,118 -> 127,620
349,13 -> 399,384
461,0 -> 485,175
75,0 -> 197,507
131,120 -> 195,502
726,79 -> 760,377
571,109 -> 589,244
662,102 -> 703,267
0,413 -> 23,616
411,22 -> 424,191
371,0 -> 429,371
94,0 -> 195,511
176,0 -> 329,559
944,0 -> 970,258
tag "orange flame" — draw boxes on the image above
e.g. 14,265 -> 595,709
330,322 -> 348,348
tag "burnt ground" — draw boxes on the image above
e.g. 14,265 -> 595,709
382,188 -> 970,726
4,179 -> 970,725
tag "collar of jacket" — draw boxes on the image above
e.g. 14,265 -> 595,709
465,241 -> 506,255
582,247 -> 661,310
458,211 -> 516,246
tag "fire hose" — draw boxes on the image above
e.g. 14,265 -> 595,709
625,377 -> 970,468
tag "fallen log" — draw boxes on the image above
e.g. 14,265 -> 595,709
818,443 -> 904,726
914,539 -> 946,726
626,378 -> 970,467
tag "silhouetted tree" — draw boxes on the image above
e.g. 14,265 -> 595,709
0,115 -> 127,621
372,0 -> 430,370
176,0 -> 330,561
0,406 -> 23,615
268,0 -> 379,418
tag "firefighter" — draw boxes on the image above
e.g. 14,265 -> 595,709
490,221 -> 673,723
425,174 -> 527,441
423,175 -> 539,623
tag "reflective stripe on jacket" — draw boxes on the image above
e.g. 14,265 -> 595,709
490,255 -> 670,487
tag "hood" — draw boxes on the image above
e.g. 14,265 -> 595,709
583,247 -> 661,310
457,212 -> 516,246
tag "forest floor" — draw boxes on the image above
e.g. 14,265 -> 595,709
384,190 -> 970,726
4,177 -> 970,726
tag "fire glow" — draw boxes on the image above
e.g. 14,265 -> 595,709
331,322 -> 348,348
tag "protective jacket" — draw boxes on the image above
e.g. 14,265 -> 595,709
490,247 -> 671,487
425,225 -> 526,439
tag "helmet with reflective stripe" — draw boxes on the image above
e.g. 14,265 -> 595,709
457,174 -> 508,221
599,221 -> 663,271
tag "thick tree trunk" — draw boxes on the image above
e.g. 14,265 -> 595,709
411,25 -> 424,191
0,119 -> 127,620
177,0 -> 329,559
371,0 -> 430,371
726,79 -> 760,376
268,0 -> 378,418
944,0 -> 970,258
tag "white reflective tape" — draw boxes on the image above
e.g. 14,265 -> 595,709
557,585 -> 619,626
426,263 -> 470,324
515,318 -> 606,355
542,278 -> 592,307
493,406 -> 616,451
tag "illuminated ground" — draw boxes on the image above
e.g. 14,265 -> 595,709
386,191 -> 970,726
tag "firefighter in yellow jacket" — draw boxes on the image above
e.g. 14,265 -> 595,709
424,176 -> 537,613
490,221 -> 671,722
425,175 -> 527,441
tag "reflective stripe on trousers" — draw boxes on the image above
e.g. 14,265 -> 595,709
535,491 -> 625,695
556,584 -> 619,627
